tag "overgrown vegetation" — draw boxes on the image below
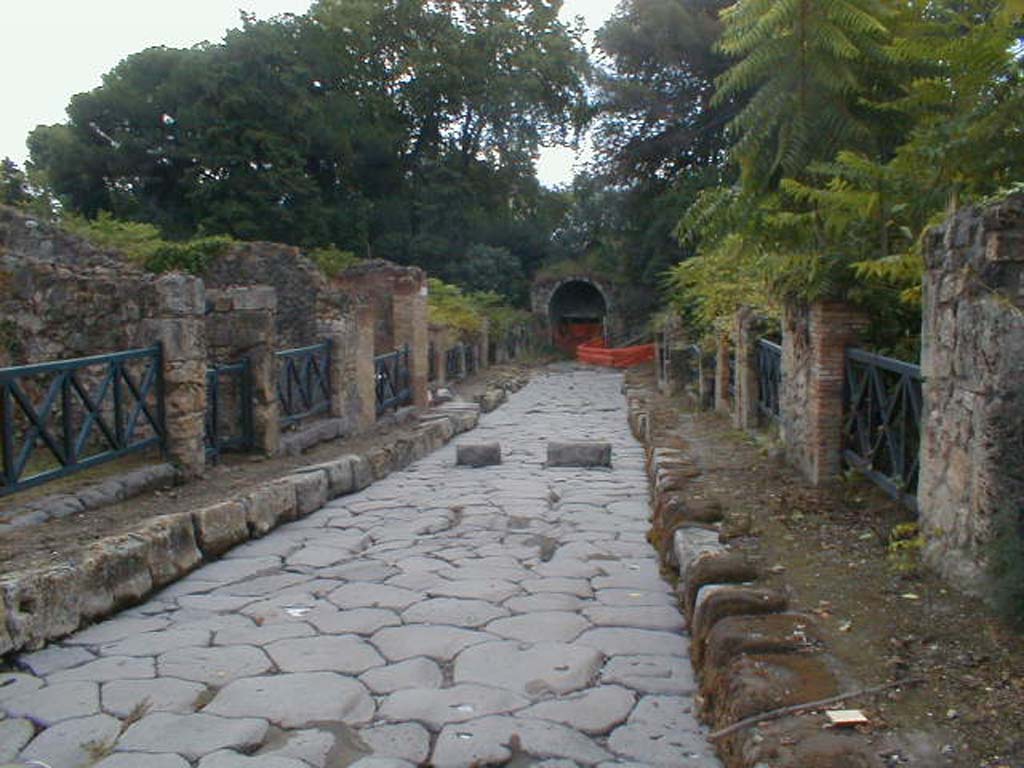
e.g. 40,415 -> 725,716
659,0 -> 1024,358
427,278 -> 530,339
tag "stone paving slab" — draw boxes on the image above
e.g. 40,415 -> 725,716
4,367 -> 720,768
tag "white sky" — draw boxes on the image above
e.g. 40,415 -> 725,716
0,0 -> 620,188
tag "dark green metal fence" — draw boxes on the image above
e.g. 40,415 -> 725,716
276,341 -> 331,427
843,348 -> 922,507
205,359 -> 253,461
1,346 -> 165,496
376,345 -> 411,416
756,339 -> 782,422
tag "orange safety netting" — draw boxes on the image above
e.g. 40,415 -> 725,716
553,321 -> 604,354
576,338 -> 655,368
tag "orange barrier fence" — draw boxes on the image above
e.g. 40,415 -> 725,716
576,338 -> 655,368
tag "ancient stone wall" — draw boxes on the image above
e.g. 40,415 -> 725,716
919,193 -> 1024,591
201,242 -> 351,349
0,207 -> 163,367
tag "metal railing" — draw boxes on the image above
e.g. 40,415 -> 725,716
376,345 -> 411,416
756,339 -> 782,422
445,346 -> 463,380
276,341 -> 331,426
727,352 -> 736,401
842,348 -> 922,507
1,346 -> 165,496
205,359 -> 253,461
465,344 -> 477,376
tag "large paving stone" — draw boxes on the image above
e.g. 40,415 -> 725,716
48,655 -> 155,683
308,607 -> 400,635
485,612 -> 590,643
371,625 -> 494,662
401,597 -> 507,628
118,712 -> 268,760
95,753 -> 190,768
20,713 -> 122,768
600,655 -> 697,695
204,672 -> 374,728
360,658 -> 443,694
197,750 -> 309,767
17,645 -> 96,676
2,680 -> 99,725
431,715 -> 611,767
328,584 -> 423,610
426,578 -> 520,603
266,635 -> 384,674
521,685 -> 636,735
101,627 -> 211,657
257,728 -> 336,767
0,718 -> 35,761
521,577 -> 593,598
577,628 -> 684,657
359,722 -> 431,763
582,605 -> 685,631
66,617 -> 169,646
158,645 -> 272,685
454,641 -> 603,697
593,588 -> 677,607
101,677 -> 207,718
607,695 -> 720,767
0,672 -> 43,704
379,684 -> 529,729
504,594 -> 583,613
214,621 -> 315,646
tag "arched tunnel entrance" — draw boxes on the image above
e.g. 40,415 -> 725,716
549,279 -> 607,352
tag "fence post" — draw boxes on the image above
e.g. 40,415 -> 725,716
391,272 -> 429,408
714,332 -> 731,414
781,300 -> 867,486
143,274 -> 207,479
733,307 -> 760,430
918,194 -> 1024,590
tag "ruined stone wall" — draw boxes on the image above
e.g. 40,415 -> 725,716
201,242 -> 352,349
919,193 -> 1024,591
780,304 -> 813,476
0,207 -> 162,367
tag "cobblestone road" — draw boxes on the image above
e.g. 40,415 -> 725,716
1,366 -> 720,768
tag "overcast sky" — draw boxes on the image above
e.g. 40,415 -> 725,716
0,0 -> 619,188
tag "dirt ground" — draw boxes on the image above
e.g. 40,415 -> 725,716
644,374 -> 1024,768
0,365 -> 526,576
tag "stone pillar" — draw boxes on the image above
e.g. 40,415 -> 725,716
781,300 -> 867,486
714,333 -> 731,414
428,325 -> 447,387
733,307 -> 760,430
143,274 -> 206,479
392,272 -> 429,408
476,320 -> 488,371
918,194 -> 1024,591
206,286 -> 279,456
352,303 -> 378,431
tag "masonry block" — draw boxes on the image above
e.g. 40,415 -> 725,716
547,441 -> 612,467
456,442 -> 502,467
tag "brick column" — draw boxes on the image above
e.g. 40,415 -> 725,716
733,307 -> 760,429
206,286 -> 279,456
714,333 -> 731,414
781,301 -> 867,486
391,273 -> 428,408
143,274 -> 206,479
352,303 -> 377,431
918,194 -> 1024,590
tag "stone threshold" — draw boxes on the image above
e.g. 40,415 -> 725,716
0,400 -> 493,659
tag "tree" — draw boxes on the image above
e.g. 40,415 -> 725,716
0,158 -> 30,206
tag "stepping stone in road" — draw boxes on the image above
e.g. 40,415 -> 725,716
547,441 -> 612,467
456,442 -> 502,467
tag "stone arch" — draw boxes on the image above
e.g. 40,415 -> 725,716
531,274 -> 617,351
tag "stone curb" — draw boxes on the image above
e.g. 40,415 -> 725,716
623,370 -> 889,768
0,400 -> 491,658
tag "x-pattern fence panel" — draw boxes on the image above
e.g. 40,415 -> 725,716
276,341 -> 331,427
1,346 -> 164,496
843,348 -> 922,506
756,339 -> 782,422
465,344 -> 476,376
205,359 -> 253,461
376,345 -> 411,416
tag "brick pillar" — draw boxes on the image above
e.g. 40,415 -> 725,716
733,307 -> 760,429
781,300 -> 867,486
918,194 -> 1024,590
714,333 -> 731,413
144,274 -> 206,479
207,286 -> 279,456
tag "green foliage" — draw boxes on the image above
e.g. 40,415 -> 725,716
0,158 -> 31,206
307,247 -> 361,278
427,278 -> 486,336
990,506 -> 1024,627
60,212 -> 232,274
888,522 -> 925,574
